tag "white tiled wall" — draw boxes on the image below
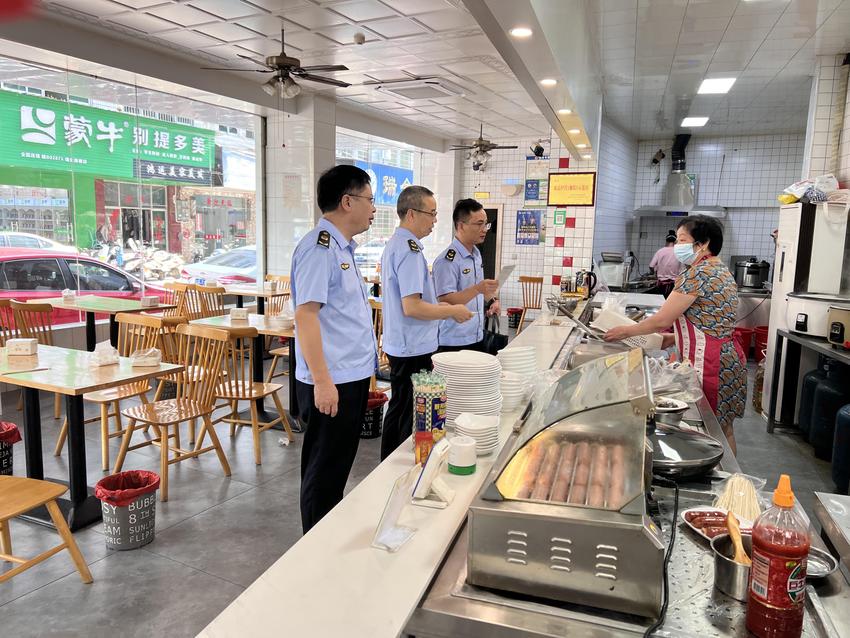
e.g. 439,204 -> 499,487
804,55 -> 849,180
593,118 -> 637,257
458,132 -> 597,313
630,133 -> 804,268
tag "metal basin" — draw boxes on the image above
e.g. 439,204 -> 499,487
711,533 -> 752,601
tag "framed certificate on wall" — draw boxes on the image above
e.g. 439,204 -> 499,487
547,172 -> 596,206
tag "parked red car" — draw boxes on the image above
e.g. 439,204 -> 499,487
0,249 -> 168,325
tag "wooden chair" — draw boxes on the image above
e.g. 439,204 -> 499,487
195,284 -> 227,318
53,313 -> 164,471
216,327 -> 293,465
0,298 -> 17,345
0,476 -> 92,584
11,300 -> 62,419
517,276 -> 543,334
369,299 -> 389,392
264,274 -> 291,316
116,324 -> 232,501
166,282 -> 204,321
159,282 -> 183,318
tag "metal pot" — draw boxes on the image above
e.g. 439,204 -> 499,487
648,425 -> 725,478
734,260 -> 770,289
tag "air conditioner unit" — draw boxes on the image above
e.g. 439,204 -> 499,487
373,78 -> 466,101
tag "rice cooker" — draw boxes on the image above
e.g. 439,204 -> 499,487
828,306 -> 850,349
787,292 -> 850,338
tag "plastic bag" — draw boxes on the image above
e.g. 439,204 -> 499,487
712,472 -> 768,521
95,470 -> 160,507
781,178 -> 814,199
646,356 -> 703,402
827,188 -> 850,203
814,173 -> 839,194
130,348 -> 162,367
752,357 -> 765,414
91,340 -> 119,366
802,186 -> 828,203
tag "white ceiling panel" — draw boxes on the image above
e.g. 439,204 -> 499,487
107,11 -> 176,33
413,8 -> 480,31
331,0 -> 397,22
187,0 -> 258,20
366,17 -> 427,38
285,5 -> 346,29
147,4 -> 217,28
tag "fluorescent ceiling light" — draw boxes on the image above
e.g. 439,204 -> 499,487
558,108 -> 572,114
509,27 -> 533,38
582,154 -> 592,159
697,77 -> 736,94
568,128 -> 581,134
576,143 -> 587,148
681,117 -> 709,127
540,78 -> 557,87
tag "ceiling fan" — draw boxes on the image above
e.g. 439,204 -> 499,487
202,28 -> 351,98
449,124 -> 518,154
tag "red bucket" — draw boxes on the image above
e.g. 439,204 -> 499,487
734,327 -> 754,360
754,326 -> 769,363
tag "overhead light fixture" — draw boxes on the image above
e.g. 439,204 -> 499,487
582,154 -> 592,159
576,143 -> 587,149
261,78 -> 277,96
681,117 -> 709,127
540,78 -> 557,87
697,77 -> 736,94
558,108 -> 572,114
568,128 -> 581,134
509,26 -> 533,38
281,76 -> 301,99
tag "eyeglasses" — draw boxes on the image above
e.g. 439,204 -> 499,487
411,208 -> 438,218
465,221 -> 492,230
345,193 -> 375,205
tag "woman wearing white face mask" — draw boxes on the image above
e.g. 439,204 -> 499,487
605,215 -> 746,454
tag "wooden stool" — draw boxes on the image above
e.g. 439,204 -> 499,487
0,475 -> 93,584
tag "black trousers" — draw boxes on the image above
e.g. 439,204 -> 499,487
437,339 -> 486,354
381,352 -> 434,461
297,377 -> 370,534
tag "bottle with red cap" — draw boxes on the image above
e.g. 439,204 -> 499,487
746,474 -> 810,638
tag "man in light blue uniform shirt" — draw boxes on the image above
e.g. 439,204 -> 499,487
380,185 -> 473,460
433,198 -> 500,352
291,164 -> 377,533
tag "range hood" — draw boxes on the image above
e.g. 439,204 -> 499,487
634,134 -> 726,218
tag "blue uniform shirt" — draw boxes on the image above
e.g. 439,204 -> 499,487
432,238 -> 484,347
291,217 -> 377,385
381,227 -> 439,357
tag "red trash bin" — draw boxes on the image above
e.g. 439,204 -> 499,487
0,421 -> 21,475
734,327 -> 754,361
754,326 -> 769,363
360,391 -> 388,439
95,470 -> 160,550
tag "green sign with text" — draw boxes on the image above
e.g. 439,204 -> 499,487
0,90 -> 215,180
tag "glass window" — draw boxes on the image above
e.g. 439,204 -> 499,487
103,182 -> 120,206
1,258 -> 66,290
67,259 -> 132,291
203,249 -> 255,268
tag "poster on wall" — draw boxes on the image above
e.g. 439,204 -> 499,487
526,157 -> 549,180
547,172 -> 596,206
524,157 -> 550,206
516,210 -> 542,245
353,160 -> 413,207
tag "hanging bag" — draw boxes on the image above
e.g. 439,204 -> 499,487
482,314 -> 508,355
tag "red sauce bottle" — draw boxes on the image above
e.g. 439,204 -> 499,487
746,474 -> 810,638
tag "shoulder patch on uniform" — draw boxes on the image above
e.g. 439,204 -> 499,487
316,230 -> 330,248
340,262 -> 350,270
446,249 -> 456,261
462,268 -> 471,274
407,239 -> 420,253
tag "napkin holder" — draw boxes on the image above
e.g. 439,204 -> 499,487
61,288 -> 77,302
91,341 -> 119,367
230,307 -> 249,321
7,338 -> 37,356
412,438 -> 454,510
263,281 -> 278,292
130,348 -> 162,368
269,315 -> 294,329
140,295 -> 158,308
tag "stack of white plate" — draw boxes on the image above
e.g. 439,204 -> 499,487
501,370 -> 531,412
432,350 -> 502,427
454,413 -> 500,456
496,346 -> 537,376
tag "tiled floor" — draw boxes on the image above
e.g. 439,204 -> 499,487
0,362 -> 835,637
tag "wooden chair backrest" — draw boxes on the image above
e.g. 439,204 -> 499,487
264,275 -> 291,316
195,284 -> 227,318
0,298 -> 16,346
160,282 -> 182,317
265,274 -> 290,292
115,312 -> 163,357
519,276 -> 544,311
10,300 -> 54,345
175,323 -> 229,408
158,316 -> 188,365
219,326 -> 257,398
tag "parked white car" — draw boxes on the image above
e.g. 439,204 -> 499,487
0,232 -> 78,253
181,245 -> 257,284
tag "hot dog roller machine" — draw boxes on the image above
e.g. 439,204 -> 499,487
467,349 -> 665,618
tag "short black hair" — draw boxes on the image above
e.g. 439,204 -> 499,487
397,185 -> 434,220
665,230 -> 676,243
453,198 -> 484,229
677,215 -> 724,255
316,165 -> 371,213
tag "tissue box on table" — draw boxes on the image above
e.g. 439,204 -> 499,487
130,348 -> 162,368
230,307 -> 249,321
140,295 -> 159,308
91,341 -> 119,366
6,338 -> 38,356
61,288 -> 77,302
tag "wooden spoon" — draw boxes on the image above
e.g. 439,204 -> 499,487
727,511 -> 751,566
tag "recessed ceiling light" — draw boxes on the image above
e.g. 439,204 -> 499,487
582,154 -> 592,159
558,108 -> 572,115
568,128 -> 581,134
697,77 -> 736,94
509,26 -> 533,38
576,143 -> 587,148
681,117 -> 709,127
540,78 -> 557,87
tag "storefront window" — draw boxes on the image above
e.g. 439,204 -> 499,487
0,57 -> 262,325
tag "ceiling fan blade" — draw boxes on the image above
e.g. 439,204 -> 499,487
201,67 -> 275,72
295,73 -> 351,88
491,145 -> 519,149
299,64 -> 349,72
237,53 -> 272,69
450,146 -> 475,150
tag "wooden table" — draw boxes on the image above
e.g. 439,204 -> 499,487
0,345 -> 183,531
191,314 -> 298,428
223,285 -> 288,316
38,295 -> 176,351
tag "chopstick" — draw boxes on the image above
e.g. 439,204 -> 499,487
3,367 -> 49,374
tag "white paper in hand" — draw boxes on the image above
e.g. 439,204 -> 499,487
497,264 -> 515,288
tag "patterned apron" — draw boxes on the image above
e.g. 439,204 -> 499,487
674,315 -> 746,414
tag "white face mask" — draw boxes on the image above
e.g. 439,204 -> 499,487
674,242 -> 697,265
